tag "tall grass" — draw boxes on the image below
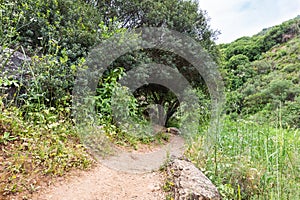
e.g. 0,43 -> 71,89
186,116 -> 299,199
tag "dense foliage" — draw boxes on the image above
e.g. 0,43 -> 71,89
94,0 -> 219,127
1,0 -> 218,197
194,16 -> 300,199
0,0 -> 299,199
220,16 -> 300,128
0,0 -> 110,198
89,0 -> 219,54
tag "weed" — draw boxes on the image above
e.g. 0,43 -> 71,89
0,106 -> 93,198
186,116 -> 300,199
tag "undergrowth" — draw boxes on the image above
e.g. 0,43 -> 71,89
186,116 -> 300,199
0,104 -> 92,199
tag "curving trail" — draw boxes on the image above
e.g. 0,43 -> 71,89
100,135 -> 185,173
33,135 -> 185,200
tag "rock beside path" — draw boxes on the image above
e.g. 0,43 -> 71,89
167,158 -> 221,200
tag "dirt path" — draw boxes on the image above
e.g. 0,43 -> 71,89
32,135 -> 185,200
100,135 -> 185,173
32,164 -> 165,200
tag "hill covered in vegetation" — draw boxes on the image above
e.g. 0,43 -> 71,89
188,15 -> 300,199
220,15 -> 300,128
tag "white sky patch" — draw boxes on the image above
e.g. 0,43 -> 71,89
199,0 -> 300,43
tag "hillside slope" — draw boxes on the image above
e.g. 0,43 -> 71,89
220,16 -> 300,128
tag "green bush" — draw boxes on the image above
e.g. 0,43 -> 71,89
252,60 -> 272,74
95,67 -> 126,123
226,54 -> 250,70
14,0 -> 102,58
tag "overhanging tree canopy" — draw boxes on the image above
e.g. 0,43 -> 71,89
93,0 -> 220,126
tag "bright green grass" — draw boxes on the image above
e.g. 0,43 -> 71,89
186,117 -> 299,200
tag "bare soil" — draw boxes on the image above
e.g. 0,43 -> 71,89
28,135 -> 185,200
31,163 -> 166,200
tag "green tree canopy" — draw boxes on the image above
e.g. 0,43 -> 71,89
93,0 -> 219,126
90,0 -> 219,56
